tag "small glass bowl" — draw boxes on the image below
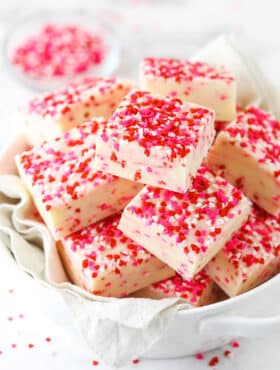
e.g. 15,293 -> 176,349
3,9 -> 120,91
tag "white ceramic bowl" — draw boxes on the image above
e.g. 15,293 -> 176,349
1,134 -> 280,359
145,274 -> 280,358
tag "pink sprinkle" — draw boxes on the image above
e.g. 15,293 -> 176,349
11,23 -> 107,79
196,352 -> 204,360
169,91 -> 177,97
11,344 -> 17,349
232,341 -> 240,348
220,94 -> 227,101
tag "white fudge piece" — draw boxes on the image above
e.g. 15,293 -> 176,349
15,119 -> 142,240
119,166 -> 251,279
24,77 -> 131,145
207,206 -> 280,297
95,90 -> 215,193
132,270 -> 222,306
58,214 -> 174,297
139,57 -> 236,121
207,106 -> 280,216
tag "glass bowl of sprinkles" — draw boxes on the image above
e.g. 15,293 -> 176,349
3,9 -> 120,91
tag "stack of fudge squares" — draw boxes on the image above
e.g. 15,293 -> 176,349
15,58 -> 280,305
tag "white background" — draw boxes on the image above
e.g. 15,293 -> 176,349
0,1 -> 280,369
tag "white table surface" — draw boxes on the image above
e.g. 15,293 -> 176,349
0,1 -> 280,369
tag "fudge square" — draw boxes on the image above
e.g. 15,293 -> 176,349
58,214 -> 175,298
132,270 -> 222,307
24,76 -> 131,145
207,206 -> 280,297
95,90 -> 215,193
207,106 -> 280,216
139,57 -> 236,121
15,118 -> 142,240
119,166 -> 251,279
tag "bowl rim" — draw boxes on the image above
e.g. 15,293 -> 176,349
177,273 -> 280,316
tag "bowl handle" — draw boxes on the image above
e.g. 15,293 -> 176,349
200,314 -> 280,338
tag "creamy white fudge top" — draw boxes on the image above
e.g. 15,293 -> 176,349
28,76 -> 131,120
220,207 -> 280,275
141,57 -> 234,85
220,106 -> 280,178
123,166 -> 249,255
96,89 -> 214,172
147,270 -> 213,304
17,118 -> 118,211
63,213 -> 168,292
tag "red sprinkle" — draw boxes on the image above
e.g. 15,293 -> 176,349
208,356 -> 219,367
224,349 -> 232,358
92,360 -> 99,366
12,23 -> 107,78
132,359 -> 140,364
28,344 -> 34,349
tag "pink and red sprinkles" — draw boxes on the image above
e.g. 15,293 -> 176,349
100,90 -> 214,161
28,77 -> 128,118
224,106 -> 280,171
142,57 -> 234,83
195,340 -> 240,367
2,305 -> 53,355
12,23 -> 107,79
63,214 -> 157,294
223,206 -> 280,275
128,166 -> 246,254
150,270 -> 212,305
18,118 -> 117,211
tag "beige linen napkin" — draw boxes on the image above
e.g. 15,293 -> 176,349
0,136 -> 182,367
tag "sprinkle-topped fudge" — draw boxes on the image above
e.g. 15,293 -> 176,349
207,206 -> 280,297
58,214 -> 175,297
132,270 -> 221,306
95,90 -> 215,193
215,121 -> 229,135
15,119 -> 142,240
24,77 -> 131,145
139,58 -> 236,121
207,106 -> 280,216
119,166 -> 251,279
